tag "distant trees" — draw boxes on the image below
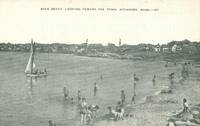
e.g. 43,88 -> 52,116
0,40 -> 199,59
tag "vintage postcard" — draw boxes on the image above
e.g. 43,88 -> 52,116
0,0 -> 200,126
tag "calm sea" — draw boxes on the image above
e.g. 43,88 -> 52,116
0,52 -> 178,126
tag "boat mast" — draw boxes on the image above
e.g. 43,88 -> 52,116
30,39 -> 35,74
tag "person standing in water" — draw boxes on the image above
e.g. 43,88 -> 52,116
169,73 -> 175,88
80,98 -> 88,126
48,120 -> 56,126
131,95 -> 135,104
78,90 -> 81,103
120,90 -> 126,105
94,83 -> 98,96
63,87 -> 69,100
165,62 -> 168,68
100,74 -> 103,81
133,74 -> 139,96
174,62 -> 177,66
152,75 -> 156,88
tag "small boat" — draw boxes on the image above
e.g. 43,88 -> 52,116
25,39 -> 48,77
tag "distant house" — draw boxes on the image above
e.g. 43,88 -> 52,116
171,44 -> 182,53
145,45 -> 151,51
154,44 -> 161,52
171,44 -> 177,52
182,44 -> 197,54
161,45 -> 170,52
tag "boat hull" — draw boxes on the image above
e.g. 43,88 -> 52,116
26,73 -> 48,78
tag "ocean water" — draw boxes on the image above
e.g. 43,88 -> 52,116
0,52 -> 179,126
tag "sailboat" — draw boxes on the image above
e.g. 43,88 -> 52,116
25,39 -> 48,77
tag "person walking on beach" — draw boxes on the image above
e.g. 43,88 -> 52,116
80,98 -> 88,126
183,98 -> 189,112
120,90 -> 126,105
87,105 -> 99,125
94,83 -> 98,96
177,98 -> 190,117
152,75 -> 156,88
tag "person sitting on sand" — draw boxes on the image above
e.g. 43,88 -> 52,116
87,105 -> 99,124
115,101 -> 122,113
108,104 -> 124,120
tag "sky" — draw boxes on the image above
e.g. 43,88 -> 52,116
0,0 -> 199,45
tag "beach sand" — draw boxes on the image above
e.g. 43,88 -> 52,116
94,62 -> 200,126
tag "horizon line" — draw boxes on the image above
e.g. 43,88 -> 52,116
0,39 -> 200,46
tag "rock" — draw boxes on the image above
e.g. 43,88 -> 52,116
167,122 -> 175,126
145,95 -> 155,103
159,99 -> 178,104
192,118 -> 200,124
160,88 -> 172,94
191,111 -> 199,115
168,116 -> 181,122
129,114 -> 134,117
182,113 -> 194,121
175,120 -> 198,126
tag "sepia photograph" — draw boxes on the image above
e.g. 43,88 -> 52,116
0,0 -> 200,126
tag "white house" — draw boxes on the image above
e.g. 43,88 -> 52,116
171,44 -> 182,52
154,44 -> 161,52
171,44 -> 177,52
161,45 -> 170,52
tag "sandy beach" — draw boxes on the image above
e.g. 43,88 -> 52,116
94,60 -> 200,126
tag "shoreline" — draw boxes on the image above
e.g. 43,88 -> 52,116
94,62 -> 200,126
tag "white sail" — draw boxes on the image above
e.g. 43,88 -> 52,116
33,63 -> 36,69
25,40 -> 35,74
25,52 -> 35,73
